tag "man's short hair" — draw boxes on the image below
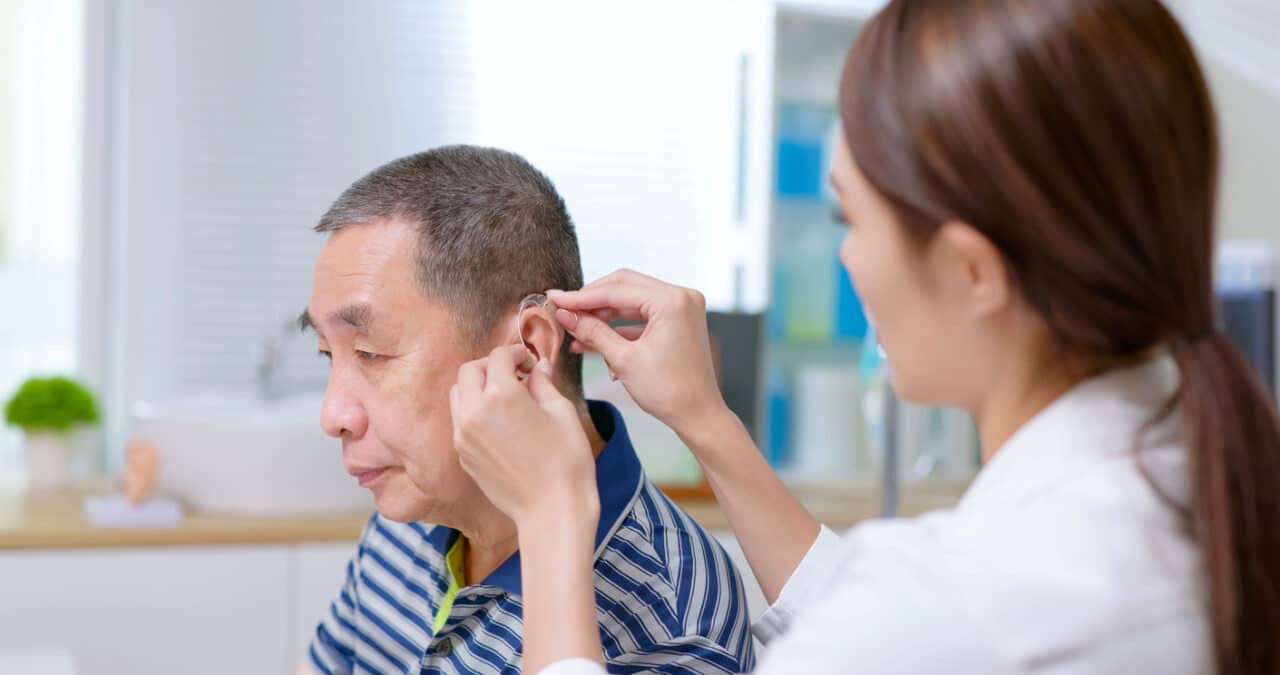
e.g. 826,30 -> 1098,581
315,145 -> 584,396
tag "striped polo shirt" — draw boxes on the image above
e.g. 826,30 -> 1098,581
308,401 -> 757,675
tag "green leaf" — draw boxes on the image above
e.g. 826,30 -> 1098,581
4,376 -> 101,432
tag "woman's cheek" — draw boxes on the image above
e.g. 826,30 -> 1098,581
840,233 -> 877,329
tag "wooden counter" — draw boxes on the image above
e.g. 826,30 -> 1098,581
0,477 -> 971,550
0,480 -> 371,550
680,476 -> 972,531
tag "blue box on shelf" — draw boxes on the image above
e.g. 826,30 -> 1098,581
776,102 -> 834,198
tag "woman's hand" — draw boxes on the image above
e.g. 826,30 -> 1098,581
553,271 -> 821,604
549,269 -> 728,440
451,345 -> 608,673
449,344 -> 599,528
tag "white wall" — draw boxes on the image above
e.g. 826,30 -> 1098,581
103,0 -> 765,469
1206,57 -> 1280,244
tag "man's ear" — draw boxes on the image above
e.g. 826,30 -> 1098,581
515,305 -> 565,367
933,220 -> 1012,320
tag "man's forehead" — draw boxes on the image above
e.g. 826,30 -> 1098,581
307,221 -> 494,346
309,223 -> 419,316
315,221 -> 415,274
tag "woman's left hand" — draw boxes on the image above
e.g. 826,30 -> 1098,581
449,344 -> 600,528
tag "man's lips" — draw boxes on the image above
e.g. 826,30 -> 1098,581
346,465 -> 391,488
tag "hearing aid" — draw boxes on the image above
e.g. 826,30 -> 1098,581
514,293 -> 556,379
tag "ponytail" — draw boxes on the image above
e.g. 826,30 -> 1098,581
1175,334 -> 1280,673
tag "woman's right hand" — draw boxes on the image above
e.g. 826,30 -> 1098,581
549,269 -> 728,439
555,271 -> 823,606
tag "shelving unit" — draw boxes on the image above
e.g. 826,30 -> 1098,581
759,4 -> 979,509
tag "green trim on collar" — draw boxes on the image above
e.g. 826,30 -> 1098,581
433,535 -> 466,634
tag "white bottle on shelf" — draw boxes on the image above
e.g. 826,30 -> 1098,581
793,363 -> 864,479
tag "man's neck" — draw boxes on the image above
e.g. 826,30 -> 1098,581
460,403 -> 608,584
578,401 -> 609,460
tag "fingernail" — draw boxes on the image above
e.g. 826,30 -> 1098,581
546,289 -> 564,295
556,308 -> 579,329
538,358 -> 554,376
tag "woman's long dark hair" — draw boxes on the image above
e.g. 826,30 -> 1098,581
841,0 -> 1280,672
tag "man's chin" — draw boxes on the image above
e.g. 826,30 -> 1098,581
369,477 -> 435,523
374,501 -> 425,523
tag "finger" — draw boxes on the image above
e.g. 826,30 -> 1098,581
558,311 -> 631,370
527,359 -> 569,406
552,269 -> 656,299
558,313 -> 644,344
585,268 -> 666,289
448,385 -> 464,427
448,384 -> 473,451
483,344 -> 525,392
515,345 -> 537,374
548,274 -> 664,318
550,284 -> 650,319
456,359 -> 486,398
613,324 -> 645,341
488,342 -> 536,371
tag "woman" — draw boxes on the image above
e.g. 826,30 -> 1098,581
448,0 -> 1280,672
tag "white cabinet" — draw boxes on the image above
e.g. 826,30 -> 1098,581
0,546 -> 293,675
0,542 -> 361,675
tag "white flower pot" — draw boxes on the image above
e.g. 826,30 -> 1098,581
23,431 -> 75,490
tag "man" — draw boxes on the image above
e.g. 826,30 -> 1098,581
296,146 -> 755,674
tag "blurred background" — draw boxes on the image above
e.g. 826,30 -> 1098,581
0,1 -> 1275,673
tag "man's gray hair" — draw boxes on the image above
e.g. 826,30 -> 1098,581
315,145 -> 584,396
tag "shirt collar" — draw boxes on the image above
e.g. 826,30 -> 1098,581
959,352 -> 1182,511
446,399 -> 644,597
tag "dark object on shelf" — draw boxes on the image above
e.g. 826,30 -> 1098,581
626,311 -> 763,501
1218,288 -> 1276,396
708,311 -> 764,440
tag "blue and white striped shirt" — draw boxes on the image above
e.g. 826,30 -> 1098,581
309,401 -> 757,675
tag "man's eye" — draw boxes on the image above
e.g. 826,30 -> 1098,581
356,350 -> 379,362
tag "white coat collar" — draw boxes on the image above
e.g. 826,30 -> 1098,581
959,352 -> 1184,511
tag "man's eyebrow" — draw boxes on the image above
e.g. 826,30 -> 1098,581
330,303 -> 374,332
297,304 -> 374,333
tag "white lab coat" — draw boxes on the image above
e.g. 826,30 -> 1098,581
545,354 -> 1211,675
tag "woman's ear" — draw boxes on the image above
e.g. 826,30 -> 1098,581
933,220 -> 1012,320
515,305 -> 565,367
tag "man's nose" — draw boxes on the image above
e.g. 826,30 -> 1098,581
320,378 -> 368,439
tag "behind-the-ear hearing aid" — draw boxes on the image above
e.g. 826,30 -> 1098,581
516,293 -> 555,353
513,293 -> 557,380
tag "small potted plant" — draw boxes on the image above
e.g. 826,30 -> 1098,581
4,375 -> 100,490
